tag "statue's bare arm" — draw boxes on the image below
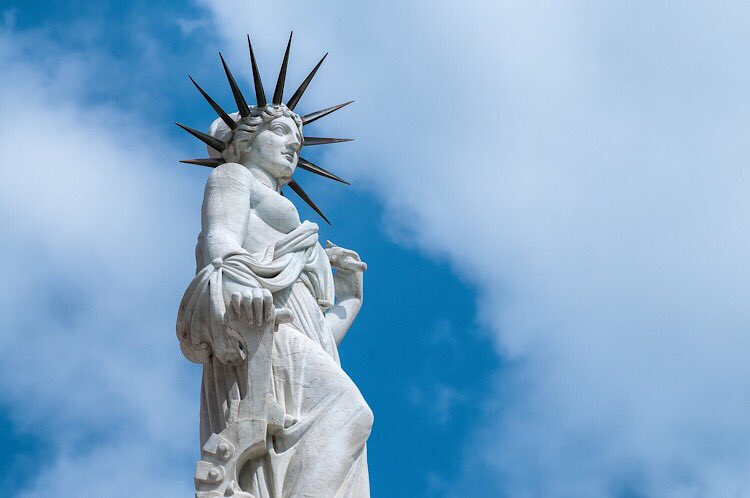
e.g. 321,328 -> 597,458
201,163 -> 276,328
201,163 -> 251,262
325,241 -> 367,345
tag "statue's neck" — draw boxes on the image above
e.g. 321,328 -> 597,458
243,162 -> 282,192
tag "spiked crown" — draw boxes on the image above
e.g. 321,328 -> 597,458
177,33 -> 353,224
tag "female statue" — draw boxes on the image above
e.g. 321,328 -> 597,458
176,34 -> 372,497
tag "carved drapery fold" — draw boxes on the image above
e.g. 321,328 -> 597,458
176,220 -> 334,365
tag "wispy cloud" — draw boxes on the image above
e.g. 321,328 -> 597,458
0,17 -> 198,497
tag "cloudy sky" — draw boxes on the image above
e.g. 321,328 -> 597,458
2,1 -> 750,497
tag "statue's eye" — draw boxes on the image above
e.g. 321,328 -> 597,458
272,125 -> 286,135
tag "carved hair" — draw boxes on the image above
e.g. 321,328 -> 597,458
208,105 -> 302,162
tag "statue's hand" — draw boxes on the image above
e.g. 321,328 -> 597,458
324,241 -> 365,344
325,240 -> 367,273
224,288 -> 293,334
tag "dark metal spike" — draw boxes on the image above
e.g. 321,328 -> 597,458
180,158 -> 224,167
287,179 -> 330,224
175,122 -> 226,152
247,35 -> 266,107
298,157 -> 350,185
219,52 -> 250,117
273,32 -> 293,105
189,76 -> 237,130
301,101 -> 353,125
286,53 -> 327,111
303,137 -> 353,146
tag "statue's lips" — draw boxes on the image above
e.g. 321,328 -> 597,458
281,151 -> 295,161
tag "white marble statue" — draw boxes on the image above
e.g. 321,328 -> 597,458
176,34 -> 372,497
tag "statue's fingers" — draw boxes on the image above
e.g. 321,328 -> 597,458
223,306 -> 239,328
341,249 -> 361,261
252,289 -> 264,327
327,252 -> 341,266
231,292 -> 242,318
325,240 -> 336,248
223,310 -> 234,327
275,307 -> 294,325
241,290 -> 254,324
340,256 -> 367,272
262,289 -> 274,323
345,261 -> 367,272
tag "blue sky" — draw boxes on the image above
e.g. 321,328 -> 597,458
2,1 -> 750,497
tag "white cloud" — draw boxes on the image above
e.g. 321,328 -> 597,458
201,1 -> 750,496
0,18 -> 198,497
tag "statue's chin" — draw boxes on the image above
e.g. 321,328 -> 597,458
247,158 -> 294,184
271,162 -> 295,181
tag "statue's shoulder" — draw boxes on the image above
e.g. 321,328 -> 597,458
205,162 -> 259,199
207,162 -> 252,186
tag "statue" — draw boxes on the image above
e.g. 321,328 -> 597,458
176,33 -> 373,497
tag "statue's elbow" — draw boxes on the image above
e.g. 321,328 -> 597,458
203,231 -> 237,259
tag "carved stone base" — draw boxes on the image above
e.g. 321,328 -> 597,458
194,396 -> 285,498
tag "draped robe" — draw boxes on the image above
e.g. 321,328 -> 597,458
177,221 -> 372,497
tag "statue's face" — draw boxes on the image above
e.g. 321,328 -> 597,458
241,115 -> 301,181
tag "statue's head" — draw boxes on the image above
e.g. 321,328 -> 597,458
178,33 -> 354,223
209,105 -> 303,184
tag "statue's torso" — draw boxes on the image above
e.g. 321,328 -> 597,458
243,178 -> 302,254
196,170 -> 305,270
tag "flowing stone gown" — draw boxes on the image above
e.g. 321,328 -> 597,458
177,221 -> 372,497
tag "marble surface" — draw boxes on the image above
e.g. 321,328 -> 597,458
177,105 -> 372,497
